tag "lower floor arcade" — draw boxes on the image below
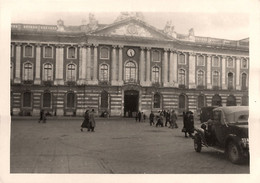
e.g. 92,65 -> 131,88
11,85 -> 249,117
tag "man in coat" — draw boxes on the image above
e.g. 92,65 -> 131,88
183,111 -> 194,137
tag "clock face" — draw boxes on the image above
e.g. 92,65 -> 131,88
127,49 -> 135,57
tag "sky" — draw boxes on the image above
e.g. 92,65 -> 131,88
5,0 -> 254,40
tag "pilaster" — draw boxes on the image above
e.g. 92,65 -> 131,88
221,56 -> 227,89
236,57 -> 241,90
111,45 -> 118,86
206,54 -> 212,89
54,44 -> 64,85
162,48 -> 169,87
118,45 -> 124,85
14,43 -> 21,84
144,47 -> 151,86
139,47 -> 145,85
34,43 -> 41,85
188,52 -> 196,89
169,49 -> 174,87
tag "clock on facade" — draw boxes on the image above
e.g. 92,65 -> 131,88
127,48 -> 135,57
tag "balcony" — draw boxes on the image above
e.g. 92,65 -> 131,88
66,81 -> 76,86
212,86 -> 220,90
43,80 -> 53,86
23,80 -> 33,85
178,84 -> 187,89
99,80 -> 110,86
152,82 -> 161,88
124,78 -> 138,85
197,85 -> 205,90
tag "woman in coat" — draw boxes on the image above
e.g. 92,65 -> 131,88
81,110 -> 89,132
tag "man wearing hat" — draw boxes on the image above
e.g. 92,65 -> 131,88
182,111 -> 194,137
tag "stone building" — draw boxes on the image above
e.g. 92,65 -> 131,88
10,13 -> 249,117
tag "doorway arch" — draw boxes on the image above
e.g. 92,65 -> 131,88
124,90 -> 139,117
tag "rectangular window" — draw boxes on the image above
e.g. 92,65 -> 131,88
212,56 -> 220,67
197,55 -> 205,66
100,47 -> 109,59
178,54 -> 185,64
24,45 -> 33,57
44,46 -> 53,58
68,47 -> 76,59
152,50 -> 160,62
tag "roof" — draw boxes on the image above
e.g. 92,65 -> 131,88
214,106 -> 249,123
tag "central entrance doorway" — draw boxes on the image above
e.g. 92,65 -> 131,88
124,90 -> 139,117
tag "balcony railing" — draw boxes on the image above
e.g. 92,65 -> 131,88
99,80 -> 110,86
43,80 -> 53,86
23,80 -> 33,85
66,81 -> 76,86
124,78 -> 138,84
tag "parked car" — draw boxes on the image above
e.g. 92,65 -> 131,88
193,106 -> 249,164
199,106 -> 217,123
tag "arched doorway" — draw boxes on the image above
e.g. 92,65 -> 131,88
179,94 -> 188,113
124,90 -> 139,117
212,94 -> 222,106
227,95 -> 237,106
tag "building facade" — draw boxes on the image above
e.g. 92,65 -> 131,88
10,13 -> 249,117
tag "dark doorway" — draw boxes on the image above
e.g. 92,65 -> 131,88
124,90 -> 139,117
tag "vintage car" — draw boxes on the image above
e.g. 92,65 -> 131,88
199,106 -> 217,123
193,106 -> 249,164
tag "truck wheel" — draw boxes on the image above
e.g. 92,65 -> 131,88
194,134 -> 202,152
227,141 -> 242,164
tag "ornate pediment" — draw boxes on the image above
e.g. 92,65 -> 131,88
90,18 -> 171,40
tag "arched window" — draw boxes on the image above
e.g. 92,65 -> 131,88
178,69 -> 186,86
153,93 -> 161,108
179,54 -> 185,64
66,64 -> 76,81
24,45 -> 33,57
227,57 -> 234,68
43,92 -> 51,108
101,90 -> 109,108
152,66 -> 160,83
212,94 -> 222,106
242,95 -> 249,106
179,94 -> 187,111
198,95 -> 206,109
100,47 -> 109,59
68,46 -> 76,59
197,55 -> 204,66
227,95 -> 236,106
125,61 -> 137,82
212,71 -> 220,88
197,70 -> 204,86
23,62 -> 33,81
67,92 -> 75,108
99,64 -> 109,81
44,46 -> 53,58
242,73 -> 247,90
23,91 -> 32,107
212,56 -> 220,67
43,63 -> 53,81
228,72 -> 234,90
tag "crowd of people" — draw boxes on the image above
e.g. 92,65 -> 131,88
39,107 -> 194,138
136,109 -> 195,138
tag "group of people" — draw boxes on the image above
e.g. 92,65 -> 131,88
135,111 -> 147,122
149,110 -> 178,129
147,109 -> 195,138
80,109 -> 96,132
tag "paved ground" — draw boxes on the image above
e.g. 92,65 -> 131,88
10,117 -> 249,174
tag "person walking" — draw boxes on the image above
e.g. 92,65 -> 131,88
165,110 -> 171,127
156,112 -> 164,127
80,110 -> 89,132
38,109 -> 46,123
149,111 -> 155,126
88,109 -> 96,132
138,111 -> 142,122
182,111 -> 194,137
170,110 -> 178,129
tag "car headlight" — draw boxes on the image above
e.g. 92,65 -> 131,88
241,138 -> 249,148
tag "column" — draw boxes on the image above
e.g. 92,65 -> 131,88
92,44 -> 98,84
188,52 -> 196,89
145,47 -> 151,86
236,57 -> 241,90
139,47 -> 145,85
162,48 -> 169,86
206,54 -> 212,89
86,45 -> 91,82
221,56 -> 227,89
34,44 -> 41,85
169,49 -> 174,86
54,45 -> 64,85
173,51 -> 178,87
14,43 -> 21,83
118,45 -> 123,85
82,46 -> 87,82
111,45 -> 117,85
